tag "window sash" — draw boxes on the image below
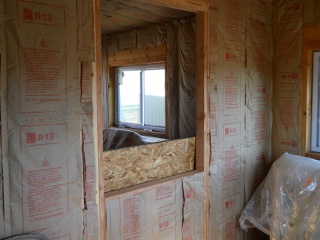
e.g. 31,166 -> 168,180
115,64 -> 165,132
311,51 -> 320,152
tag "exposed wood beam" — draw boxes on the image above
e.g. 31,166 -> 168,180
134,0 -> 208,12
94,0 -> 106,239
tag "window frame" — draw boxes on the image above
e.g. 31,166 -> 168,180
301,23 -> 320,159
115,63 -> 166,132
95,1 -> 210,239
311,51 -> 320,152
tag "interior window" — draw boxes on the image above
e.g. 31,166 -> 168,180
115,63 -> 166,132
312,51 -> 320,152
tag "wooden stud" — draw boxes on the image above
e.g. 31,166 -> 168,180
302,23 -> 320,42
134,0 -> 208,12
108,67 -> 115,127
93,0 -> 106,239
0,4 -> 12,234
195,10 -> 210,240
306,152 -> 320,160
300,45 -> 310,156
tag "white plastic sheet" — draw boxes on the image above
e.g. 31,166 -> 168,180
240,153 -> 320,239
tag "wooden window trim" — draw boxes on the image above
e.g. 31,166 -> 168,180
301,23 -> 320,158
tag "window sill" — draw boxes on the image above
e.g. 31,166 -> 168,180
306,152 -> 320,160
112,126 -> 167,139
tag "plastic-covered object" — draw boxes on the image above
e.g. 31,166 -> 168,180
240,153 -> 320,239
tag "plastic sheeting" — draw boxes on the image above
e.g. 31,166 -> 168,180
240,153 -> 320,239
166,17 -> 196,139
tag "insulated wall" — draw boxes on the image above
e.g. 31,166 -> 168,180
105,173 -> 204,240
209,0 -> 273,239
1,0 -> 98,239
272,0 -> 302,160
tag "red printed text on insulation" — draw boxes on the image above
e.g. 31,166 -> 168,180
223,189 -> 240,212
20,124 -> 67,151
223,75 -> 241,110
159,212 -> 176,233
26,164 -> 68,224
156,182 -> 176,209
122,196 -> 141,240
81,62 -> 93,103
253,111 -> 266,142
21,47 -> 67,110
223,122 -> 241,137
223,147 -> 241,182
18,1 -> 65,28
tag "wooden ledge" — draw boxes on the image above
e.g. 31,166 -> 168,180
306,152 -> 320,161
104,170 -> 201,201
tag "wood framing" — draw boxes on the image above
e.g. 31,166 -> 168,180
98,0 -> 210,239
107,67 -> 115,126
134,0 -> 208,12
105,170 -> 201,200
0,3 -> 11,234
195,11 -> 210,239
300,23 -> 320,156
93,0 -> 106,239
108,45 -> 166,67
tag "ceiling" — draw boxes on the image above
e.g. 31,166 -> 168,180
100,0 -> 194,34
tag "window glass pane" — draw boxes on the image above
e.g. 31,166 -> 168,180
144,69 -> 165,127
118,70 -> 141,124
312,52 -> 320,151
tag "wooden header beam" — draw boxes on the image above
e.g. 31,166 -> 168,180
108,45 -> 166,67
134,0 -> 208,12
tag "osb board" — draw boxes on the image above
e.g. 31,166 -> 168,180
103,137 -> 195,192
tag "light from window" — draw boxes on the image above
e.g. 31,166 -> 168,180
116,64 -> 165,131
312,51 -> 320,152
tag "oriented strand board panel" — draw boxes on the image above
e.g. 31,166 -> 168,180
103,137 -> 195,192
